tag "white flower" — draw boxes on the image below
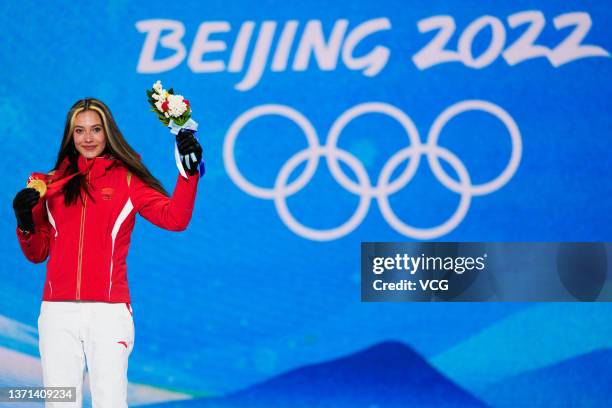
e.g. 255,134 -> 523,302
152,93 -> 160,101
154,100 -> 164,112
153,80 -> 163,94
164,112 -> 169,118
166,94 -> 188,117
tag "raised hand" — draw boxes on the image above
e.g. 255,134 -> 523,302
176,128 -> 203,176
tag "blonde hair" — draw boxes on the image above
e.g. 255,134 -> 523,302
54,98 -> 168,204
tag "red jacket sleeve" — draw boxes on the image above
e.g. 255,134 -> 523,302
131,173 -> 200,231
16,197 -> 52,264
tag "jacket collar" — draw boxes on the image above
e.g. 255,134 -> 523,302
77,153 -> 111,168
57,153 -> 118,180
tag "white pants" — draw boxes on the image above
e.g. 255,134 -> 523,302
37,301 -> 135,407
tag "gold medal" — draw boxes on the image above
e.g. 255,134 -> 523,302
27,179 -> 47,198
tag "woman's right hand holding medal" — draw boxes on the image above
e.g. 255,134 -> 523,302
13,187 -> 41,233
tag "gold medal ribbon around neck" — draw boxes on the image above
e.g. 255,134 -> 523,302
26,158 -> 96,200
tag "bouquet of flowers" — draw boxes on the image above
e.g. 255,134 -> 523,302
146,80 -> 203,177
146,80 -> 193,128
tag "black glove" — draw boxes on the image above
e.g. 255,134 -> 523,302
176,128 -> 203,176
13,188 -> 40,233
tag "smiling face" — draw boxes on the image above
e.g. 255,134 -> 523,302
73,110 -> 107,158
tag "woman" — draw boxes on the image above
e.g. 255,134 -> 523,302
12,97 -> 203,407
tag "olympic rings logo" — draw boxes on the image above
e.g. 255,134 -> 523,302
223,100 -> 522,241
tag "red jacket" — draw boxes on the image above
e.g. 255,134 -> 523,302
16,154 -> 199,303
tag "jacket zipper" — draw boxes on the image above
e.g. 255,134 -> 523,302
76,172 -> 90,300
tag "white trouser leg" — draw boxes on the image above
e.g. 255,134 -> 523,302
82,302 -> 134,408
38,301 -> 86,407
